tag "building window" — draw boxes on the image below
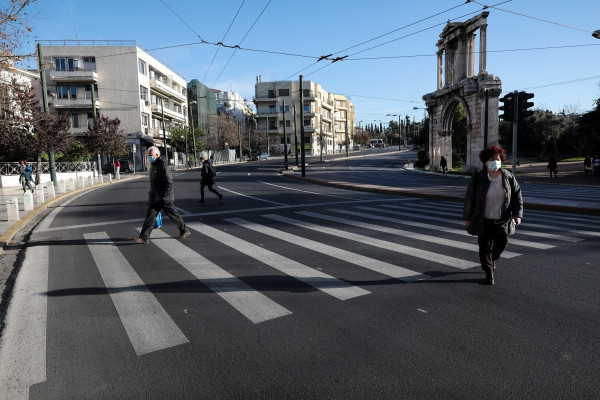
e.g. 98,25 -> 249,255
303,104 -> 310,112
70,86 -> 77,100
303,89 -> 311,97
268,90 -> 275,98
54,58 -> 75,71
278,120 -> 291,127
70,113 -> 79,128
138,59 -> 146,75
142,113 -> 149,127
140,86 -> 148,101
279,105 -> 290,112
82,57 -> 95,63
304,118 -> 312,127
56,86 -> 69,99
278,89 -> 289,96
269,106 -> 276,114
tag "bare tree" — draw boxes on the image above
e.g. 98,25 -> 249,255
0,0 -> 38,70
86,116 -> 127,161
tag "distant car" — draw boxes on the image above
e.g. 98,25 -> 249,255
258,152 -> 269,160
411,145 -> 421,151
102,159 -> 133,174
353,144 -> 361,151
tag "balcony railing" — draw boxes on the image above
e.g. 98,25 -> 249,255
50,68 -> 98,82
150,79 -> 187,101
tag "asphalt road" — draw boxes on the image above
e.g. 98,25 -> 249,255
1,156 -> 599,399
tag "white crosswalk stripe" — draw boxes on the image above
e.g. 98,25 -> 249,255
299,209 -> 521,258
370,205 -> 583,243
84,232 -> 189,356
186,221 -> 370,300
225,217 -> 429,282
262,214 -> 479,269
138,228 -> 292,324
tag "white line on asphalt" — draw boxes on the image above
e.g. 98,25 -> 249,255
34,198 -> 411,233
225,218 -> 429,282
378,205 -> 583,243
217,185 -> 287,205
141,228 -> 292,323
0,245 -> 49,400
262,214 -> 479,270
186,221 -> 369,300
299,210 -> 521,259
257,180 -> 360,200
353,206 -> 555,249
84,232 -> 189,356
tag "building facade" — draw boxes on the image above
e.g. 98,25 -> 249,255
187,79 -> 217,134
37,40 -> 188,170
253,78 -> 355,155
214,89 -> 254,127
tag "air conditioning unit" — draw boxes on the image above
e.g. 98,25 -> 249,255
145,100 -> 150,106
144,127 -> 149,134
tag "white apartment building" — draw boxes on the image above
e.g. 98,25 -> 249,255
37,40 -> 188,169
214,89 -> 254,126
253,78 -> 355,155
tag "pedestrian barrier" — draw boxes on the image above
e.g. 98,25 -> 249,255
88,175 -> 94,186
69,178 -> 75,191
58,180 -> 66,194
6,197 -> 19,221
47,182 -> 56,200
78,176 -> 85,189
36,186 -> 45,204
23,192 -> 34,211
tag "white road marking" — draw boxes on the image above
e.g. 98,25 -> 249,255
225,218 -> 429,282
0,245 -> 49,400
187,222 -> 369,300
299,210 -> 521,259
84,232 -> 189,356
142,229 -> 291,323
351,206 -> 554,250
263,214 -> 479,270
377,205 -> 582,243
257,180 -> 359,200
217,185 -> 286,205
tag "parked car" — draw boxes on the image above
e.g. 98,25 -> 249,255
102,159 -> 133,174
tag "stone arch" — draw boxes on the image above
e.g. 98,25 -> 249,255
422,12 -> 503,172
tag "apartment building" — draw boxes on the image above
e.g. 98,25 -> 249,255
214,89 -> 254,127
253,78 -> 355,155
37,40 -> 188,169
187,79 -> 217,133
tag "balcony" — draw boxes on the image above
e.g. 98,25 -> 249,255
50,68 -> 98,83
320,114 -> 332,122
51,97 -> 99,109
150,79 -> 187,102
151,103 -> 185,122
321,100 -> 333,110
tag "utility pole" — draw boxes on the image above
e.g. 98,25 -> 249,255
511,90 -> 519,175
293,104 -> 298,166
484,89 -> 489,148
299,75 -> 306,177
398,115 -> 402,151
283,100 -> 289,170
37,43 -> 57,186
405,115 -> 410,147
238,121 -> 242,164
319,114 -> 323,162
345,111 -> 349,157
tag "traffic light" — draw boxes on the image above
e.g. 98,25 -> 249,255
499,93 -> 514,122
518,91 -> 534,120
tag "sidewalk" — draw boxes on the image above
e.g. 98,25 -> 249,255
0,172 -> 147,254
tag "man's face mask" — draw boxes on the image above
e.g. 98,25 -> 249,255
149,156 -> 156,163
487,160 -> 501,171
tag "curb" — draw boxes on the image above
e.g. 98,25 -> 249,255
0,175 -> 145,255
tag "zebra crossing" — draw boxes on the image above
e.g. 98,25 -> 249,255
77,200 -> 599,355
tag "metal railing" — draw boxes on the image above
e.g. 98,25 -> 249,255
0,161 -> 97,175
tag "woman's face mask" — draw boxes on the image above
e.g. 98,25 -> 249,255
487,160 -> 501,171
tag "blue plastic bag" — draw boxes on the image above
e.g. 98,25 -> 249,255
153,210 -> 163,229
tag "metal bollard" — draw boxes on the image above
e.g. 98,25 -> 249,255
6,197 -> 19,221
23,192 -> 34,211
99,174 -> 104,183
58,180 -> 66,194
78,176 -> 85,188
69,178 -> 75,191
88,175 -> 94,186
109,174 -> 113,183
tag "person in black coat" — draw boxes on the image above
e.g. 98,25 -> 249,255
199,155 -> 223,203
439,156 -> 448,174
463,145 -> 523,285
135,146 -> 190,243
547,157 -> 558,178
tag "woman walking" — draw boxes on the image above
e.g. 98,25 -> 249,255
463,145 -> 523,285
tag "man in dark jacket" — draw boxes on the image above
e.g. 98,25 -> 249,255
199,155 -> 223,203
134,146 -> 190,243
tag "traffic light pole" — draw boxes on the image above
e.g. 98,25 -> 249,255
511,90 -> 519,175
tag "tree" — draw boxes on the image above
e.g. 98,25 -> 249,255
168,125 -> 205,159
0,0 -> 37,70
85,116 -> 126,164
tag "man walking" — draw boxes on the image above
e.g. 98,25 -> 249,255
199,155 -> 223,203
440,156 -> 448,174
134,146 -> 190,243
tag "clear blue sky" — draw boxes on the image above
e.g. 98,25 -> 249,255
22,0 -> 600,125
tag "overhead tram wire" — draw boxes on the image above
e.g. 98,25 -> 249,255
472,1 -> 596,35
159,0 -> 206,42
201,0 -> 246,83
210,0 -> 273,89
